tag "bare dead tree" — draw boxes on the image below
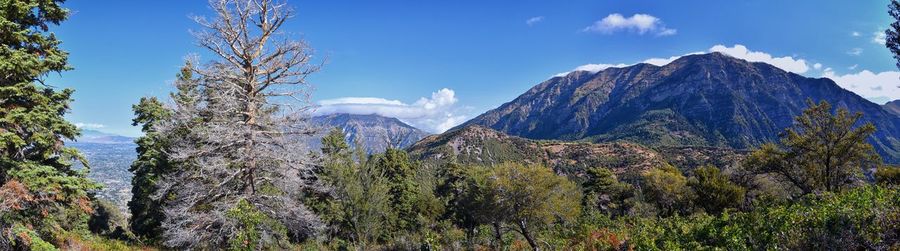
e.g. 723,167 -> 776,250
154,0 -> 324,249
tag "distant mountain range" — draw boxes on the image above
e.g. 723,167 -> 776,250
309,113 -> 431,154
457,52 -> 900,163
72,129 -> 136,144
885,100 -> 900,117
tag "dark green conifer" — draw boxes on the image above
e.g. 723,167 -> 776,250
0,0 -> 98,248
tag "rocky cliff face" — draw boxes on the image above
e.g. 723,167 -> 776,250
310,113 -> 431,154
458,52 -> 900,163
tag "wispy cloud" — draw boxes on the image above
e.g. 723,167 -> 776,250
640,52 -> 704,66
526,16 -> 544,26
74,123 -> 106,129
315,88 -> 468,133
813,63 -> 822,70
582,13 -> 676,36
851,31 -> 861,37
873,31 -> 887,44
708,44 -> 810,73
847,48 -> 863,56
553,63 -> 629,77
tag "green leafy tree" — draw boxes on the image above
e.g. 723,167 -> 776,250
640,164 -> 695,216
409,162 -> 445,238
745,100 -> 880,196
318,128 -> 394,247
372,148 -> 420,232
875,165 -> 900,186
687,166 -> 745,214
582,167 -> 633,216
88,199 -> 129,240
320,127 -> 350,159
487,163 -> 582,250
438,163 -> 497,248
0,0 -> 99,248
306,128 -> 351,238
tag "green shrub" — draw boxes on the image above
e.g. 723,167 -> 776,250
561,185 -> 900,250
876,165 -> 900,185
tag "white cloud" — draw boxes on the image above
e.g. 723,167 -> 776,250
573,64 -> 628,72
583,13 -> 676,36
824,69 -> 900,102
315,88 -> 468,133
709,44 -> 810,73
852,31 -> 861,37
849,64 -> 858,70
874,31 -> 887,44
526,16 -> 544,26
553,63 -> 629,77
75,123 -> 106,129
641,52 -> 705,66
813,63 -> 822,70
847,48 -> 863,56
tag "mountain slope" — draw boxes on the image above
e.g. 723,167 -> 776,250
458,52 -> 900,163
407,125 -> 741,176
885,100 -> 900,117
310,113 -> 431,153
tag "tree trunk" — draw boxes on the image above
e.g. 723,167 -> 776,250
491,221 -> 503,250
465,227 -> 475,250
518,220 -> 538,251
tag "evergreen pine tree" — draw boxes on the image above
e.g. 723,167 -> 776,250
372,148 -> 420,232
127,62 -> 197,241
0,0 -> 99,248
886,0 -> 900,69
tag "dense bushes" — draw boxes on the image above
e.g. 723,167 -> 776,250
564,185 -> 900,250
296,99 -> 900,250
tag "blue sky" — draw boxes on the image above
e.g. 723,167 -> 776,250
49,0 -> 900,136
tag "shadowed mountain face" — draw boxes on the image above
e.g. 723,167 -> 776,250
310,113 -> 432,154
458,52 -> 900,163
885,100 -> 900,117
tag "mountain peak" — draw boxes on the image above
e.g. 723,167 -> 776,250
460,53 -> 900,163
309,113 -> 431,153
666,52 -> 759,71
